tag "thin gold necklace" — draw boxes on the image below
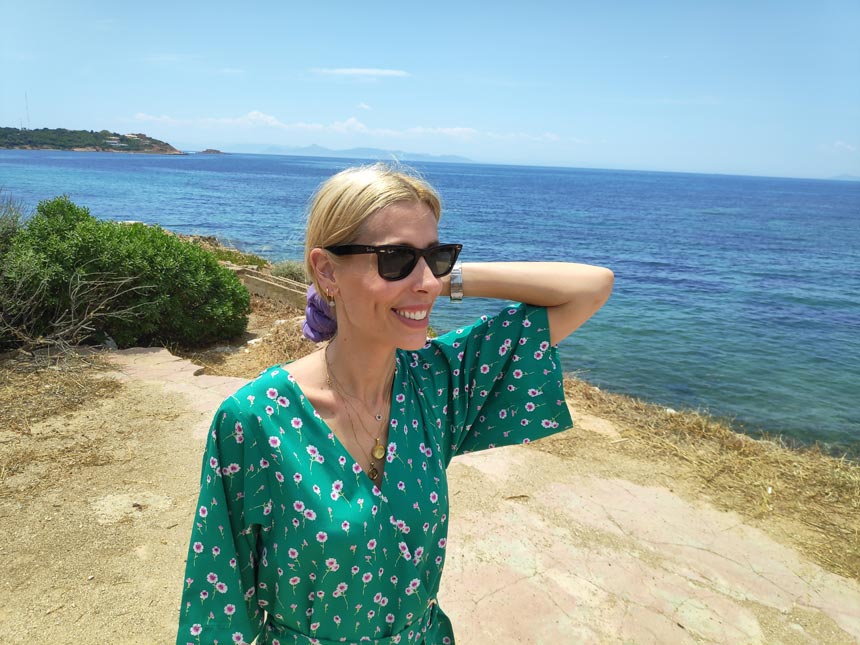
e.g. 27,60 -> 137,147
323,346 -> 391,466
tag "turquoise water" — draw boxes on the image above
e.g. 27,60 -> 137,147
2,150 -> 858,452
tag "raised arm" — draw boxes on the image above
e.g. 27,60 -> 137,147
442,262 -> 614,345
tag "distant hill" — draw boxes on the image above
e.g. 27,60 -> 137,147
227,143 -> 472,164
0,127 -> 182,154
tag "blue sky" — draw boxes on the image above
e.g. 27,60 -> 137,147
2,1 -> 858,178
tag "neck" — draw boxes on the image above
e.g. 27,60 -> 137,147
325,336 -> 396,406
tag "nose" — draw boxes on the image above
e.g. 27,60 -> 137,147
410,256 -> 441,292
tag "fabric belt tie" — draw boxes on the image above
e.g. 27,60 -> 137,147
263,599 -> 438,645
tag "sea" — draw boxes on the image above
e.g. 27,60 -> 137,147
2,149 -> 858,453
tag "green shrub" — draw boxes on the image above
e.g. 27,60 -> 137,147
1,196 -> 250,349
202,244 -> 269,269
0,191 -> 26,263
271,260 -> 310,283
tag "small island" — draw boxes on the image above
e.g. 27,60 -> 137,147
197,148 -> 224,155
0,127 -> 183,154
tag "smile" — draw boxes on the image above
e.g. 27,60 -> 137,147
394,309 -> 429,321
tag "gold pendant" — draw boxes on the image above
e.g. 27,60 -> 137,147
372,441 -> 386,460
368,465 -> 379,480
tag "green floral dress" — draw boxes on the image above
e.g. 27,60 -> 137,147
177,303 -> 573,645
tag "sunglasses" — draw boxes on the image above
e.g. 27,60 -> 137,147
325,243 -> 462,281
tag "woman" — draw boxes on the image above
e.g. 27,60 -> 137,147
177,164 -> 613,645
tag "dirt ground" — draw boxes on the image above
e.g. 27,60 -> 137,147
2,302 -> 858,644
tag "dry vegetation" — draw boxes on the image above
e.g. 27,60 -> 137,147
545,379 -> 860,581
0,352 -> 123,491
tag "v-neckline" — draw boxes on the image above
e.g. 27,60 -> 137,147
277,362 -> 401,497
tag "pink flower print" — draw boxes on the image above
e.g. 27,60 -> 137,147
525,402 -> 536,412
216,582 -> 228,593
199,505 -> 208,518
190,624 -> 203,636
539,340 -> 549,351
541,419 -> 552,428
269,436 -> 281,449
499,409 -> 507,419
480,364 -> 490,374
229,557 -> 237,569
528,388 -> 540,397
338,455 -> 347,466
293,472 -> 302,484
351,565 -> 359,575
334,582 -> 348,596
200,590 -> 209,601
414,546 -> 424,561
277,396 -> 289,407
265,405 -> 275,416
259,458 -> 270,469
304,509 -> 317,521
513,369 -> 524,379
193,542 -> 204,554
396,393 -> 406,403
502,320 -> 511,327
438,538 -> 447,548
289,575 -> 301,587
266,388 -> 278,400
534,350 -> 544,360
398,542 -> 412,560
232,633 -> 244,644
306,445 -> 319,458
275,471 -> 285,483
429,491 -> 438,504
523,438 -> 531,444
311,621 -> 320,632
316,531 -> 328,543
507,384 -> 516,392
423,522 -> 430,532
212,546 -> 221,557
386,613 -> 396,624
234,421 -> 243,433
228,463 -> 240,474
373,592 -> 383,603
367,609 -> 375,620
523,318 -> 532,327
397,481 -> 406,491
206,573 -> 218,584
225,604 -> 236,616
367,538 -> 377,550
521,419 -> 529,426
209,456 -> 219,470
341,520 -> 350,533
334,615 -> 342,625
352,462 -> 362,475
325,557 -> 339,572
291,417 -> 303,429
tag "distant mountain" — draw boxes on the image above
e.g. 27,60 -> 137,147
226,143 -> 472,164
829,174 -> 860,182
0,127 -> 182,154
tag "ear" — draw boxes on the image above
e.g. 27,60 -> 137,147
308,247 -> 337,294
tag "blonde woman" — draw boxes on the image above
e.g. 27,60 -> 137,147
177,164 -> 613,644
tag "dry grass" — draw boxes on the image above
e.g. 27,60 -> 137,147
0,352 -> 124,488
557,378 -> 860,581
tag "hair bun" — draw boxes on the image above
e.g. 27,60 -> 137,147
302,284 -> 337,342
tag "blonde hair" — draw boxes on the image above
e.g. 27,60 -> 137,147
304,163 -> 442,292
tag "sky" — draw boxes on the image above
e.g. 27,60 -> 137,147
2,1 -> 859,179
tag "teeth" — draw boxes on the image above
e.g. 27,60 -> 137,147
395,309 -> 428,321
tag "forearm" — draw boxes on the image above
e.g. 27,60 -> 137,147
441,262 -> 614,344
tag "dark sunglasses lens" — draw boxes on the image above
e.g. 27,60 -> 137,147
428,246 -> 459,277
378,249 -> 419,280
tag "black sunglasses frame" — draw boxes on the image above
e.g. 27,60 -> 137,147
325,243 -> 462,281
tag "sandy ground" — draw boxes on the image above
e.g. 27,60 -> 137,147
2,348 -> 859,644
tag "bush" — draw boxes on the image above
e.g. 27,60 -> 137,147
0,191 -> 26,263
271,260 -> 310,283
0,196 -> 250,349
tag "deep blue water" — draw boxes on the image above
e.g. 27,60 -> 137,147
2,150 -> 859,452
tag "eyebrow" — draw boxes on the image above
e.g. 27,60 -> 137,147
378,239 -> 441,248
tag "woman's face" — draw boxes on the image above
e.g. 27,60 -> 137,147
332,200 -> 443,352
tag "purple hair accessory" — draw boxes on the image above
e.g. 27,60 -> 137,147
302,284 -> 337,342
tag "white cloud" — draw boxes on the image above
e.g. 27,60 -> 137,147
132,111 -> 561,145
312,68 -> 410,78
357,102 -> 372,110
833,140 -> 857,152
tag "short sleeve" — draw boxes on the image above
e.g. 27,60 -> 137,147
176,397 -> 270,645
418,303 -> 573,465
